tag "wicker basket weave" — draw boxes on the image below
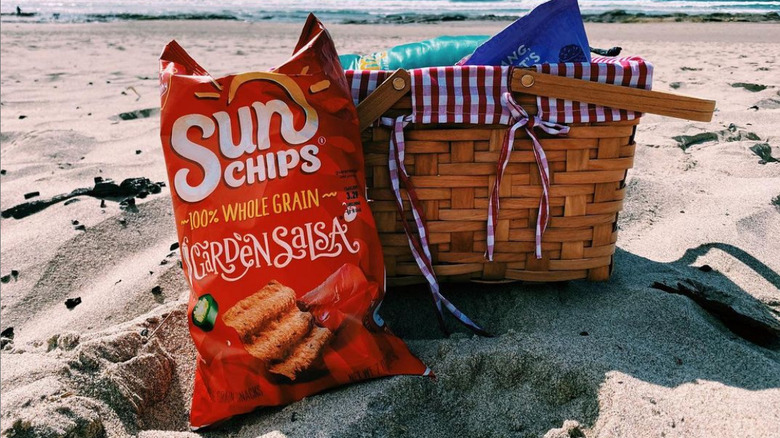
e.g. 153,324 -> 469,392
357,68 -> 714,286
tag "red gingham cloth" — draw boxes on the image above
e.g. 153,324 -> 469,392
409,66 -> 513,125
346,70 -> 392,107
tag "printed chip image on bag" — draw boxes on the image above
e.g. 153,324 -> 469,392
158,14 -> 429,429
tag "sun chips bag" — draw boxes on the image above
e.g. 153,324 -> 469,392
159,15 -> 428,428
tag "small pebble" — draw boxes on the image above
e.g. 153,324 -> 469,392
1,170 -> 7,175
140,328 -> 149,336
74,224 -> 86,231
1,327 -> 14,339
151,286 -> 162,295
170,242 -> 180,251
135,150 -> 142,155
18,115 -> 26,119
71,220 -> 79,225
64,297 -> 82,309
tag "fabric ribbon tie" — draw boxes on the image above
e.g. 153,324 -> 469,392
486,92 -> 570,261
380,115 -> 490,337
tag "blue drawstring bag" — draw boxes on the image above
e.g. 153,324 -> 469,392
462,0 -> 591,67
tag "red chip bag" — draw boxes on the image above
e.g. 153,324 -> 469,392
158,14 -> 428,429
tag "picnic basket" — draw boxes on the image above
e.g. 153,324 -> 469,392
351,62 -> 715,290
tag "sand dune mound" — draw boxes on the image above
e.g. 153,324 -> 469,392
1,308 -> 181,437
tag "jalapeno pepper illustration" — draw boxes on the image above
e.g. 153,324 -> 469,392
192,294 -> 218,332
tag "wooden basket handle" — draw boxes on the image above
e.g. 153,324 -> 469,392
357,69 -> 411,131
511,69 -> 715,122
355,67 -> 717,129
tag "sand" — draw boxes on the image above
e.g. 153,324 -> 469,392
1,20 -> 779,438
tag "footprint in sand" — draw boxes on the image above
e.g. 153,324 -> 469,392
754,98 -> 780,110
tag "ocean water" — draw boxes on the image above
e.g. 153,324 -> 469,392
1,0 -> 778,22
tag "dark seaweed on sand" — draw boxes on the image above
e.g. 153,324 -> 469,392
749,143 -> 779,163
1,177 -> 164,220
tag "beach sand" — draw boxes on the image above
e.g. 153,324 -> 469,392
1,20 -> 779,438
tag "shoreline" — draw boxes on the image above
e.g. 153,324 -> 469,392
1,10 -> 779,25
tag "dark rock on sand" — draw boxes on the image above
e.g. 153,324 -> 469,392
1,271 -> 18,283
1,327 -> 14,339
65,297 -> 82,309
169,242 -> 179,251
23,192 -> 40,200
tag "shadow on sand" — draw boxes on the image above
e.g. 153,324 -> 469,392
195,243 -> 780,437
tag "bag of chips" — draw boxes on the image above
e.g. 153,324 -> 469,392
461,0 -> 591,67
159,14 -> 428,429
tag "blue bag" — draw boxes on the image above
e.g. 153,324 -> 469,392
462,0 -> 591,67
340,35 -> 489,70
